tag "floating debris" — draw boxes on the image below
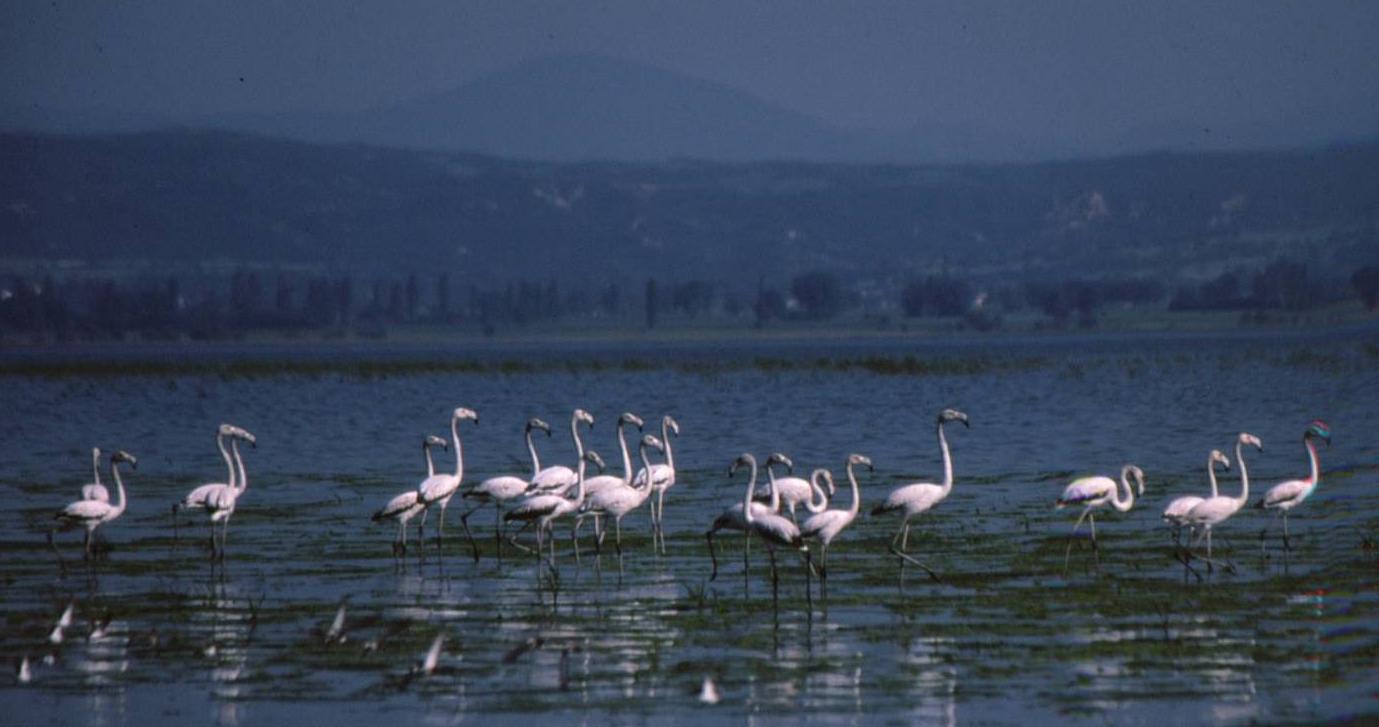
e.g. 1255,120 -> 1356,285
48,602 -> 75,645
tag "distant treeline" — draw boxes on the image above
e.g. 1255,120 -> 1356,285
2,259 -> 1375,342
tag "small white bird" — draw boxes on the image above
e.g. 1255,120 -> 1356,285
16,655 -> 32,685
48,602 -> 75,645
698,676 -> 720,705
1056,464 -> 1146,572
1257,420 -> 1330,552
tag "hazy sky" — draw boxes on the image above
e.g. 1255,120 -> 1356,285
4,0 -> 1377,143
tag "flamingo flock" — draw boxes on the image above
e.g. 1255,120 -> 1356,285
45,407 -> 1334,592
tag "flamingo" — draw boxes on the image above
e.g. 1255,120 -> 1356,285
202,430 -> 255,559
528,409 -> 594,492
579,412 -> 644,499
800,454 -> 871,580
1056,464 -> 1146,572
871,408 -> 969,578
759,452 -> 833,522
372,434 -> 448,555
415,406 -> 479,549
51,450 -> 136,560
505,445 -> 601,568
1162,449 -> 1231,544
578,433 -> 664,558
459,417 -> 552,562
634,415 -> 679,532
80,447 -> 107,501
1257,420 -> 1331,552
735,453 -> 812,606
173,424 -> 254,541
705,454 -> 784,582
1185,432 -> 1263,571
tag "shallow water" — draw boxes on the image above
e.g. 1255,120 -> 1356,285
3,331 -> 1378,725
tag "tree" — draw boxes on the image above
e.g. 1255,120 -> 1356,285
1352,266 -> 1379,310
790,271 -> 844,320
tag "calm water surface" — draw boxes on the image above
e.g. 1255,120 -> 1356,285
2,331 -> 1378,725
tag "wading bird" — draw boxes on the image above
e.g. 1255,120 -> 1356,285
201,431 -> 255,559
1257,420 -> 1331,552
801,455 -> 871,580
871,408 -> 969,579
579,433 -> 663,558
460,418 -> 552,562
580,412 -> 644,499
528,409 -> 594,492
415,406 -> 479,549
173,424 -> 255,544
705,454 -> 786,582
80,447 -> 107,501
635,415 -> 679,534
52,450 -> 136,560
1186,432 -> 1263,571
1056,464 -> 1146,572
372,435 -> 448,555
1162,449 -> 1230,544
735,453 -> 812,605
505,448 -> 602,567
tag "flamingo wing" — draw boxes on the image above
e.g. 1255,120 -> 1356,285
374,491 -> 421,521
1057,477 -> 1114,508
57,499 -> 111,524
1260,479 -> 1311,510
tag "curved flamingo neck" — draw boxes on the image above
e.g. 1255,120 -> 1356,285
742,458 -> 760,522
450,415 -> 464,480
845,465 -> 861,517
424,442 -> 436,478
218,431 -> 236,490
1112,466 -> 1136,512
525,426 -> 541,478
804,471 -> 830,514
1305,437 -> 1320,486
661,419 -> 676,472
638,442 -> 656,491
616,420 -> 634,484
1235,441 -> 1252,502
571,414 -> 586,462
232,438 -> 248,495
91,448 -> 102,486
1206,455 -> 1221,498
937,420 -> 954,496
109,460 -> 128,516
572,453 -> 587,507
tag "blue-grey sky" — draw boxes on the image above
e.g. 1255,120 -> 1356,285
3,0 -> 1377,152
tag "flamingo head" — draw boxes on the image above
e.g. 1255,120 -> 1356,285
664,416 -> 680,437
574,409 -> 595,428
584,450 -> 606,473
1210,449 -> 1231,469
1238,432 -> 1263,451
811,468 -> 836,496
848,453 -> 874,472
111,450 -> 138,469
939,409 -> 970,428
453,407 -> 479,424
1126,465 -> 1146,495
527,418 -> 551,436
229,426 -> 256,447
729,453 -> 756,478
1305,420 -> 1331,446
424,434 -> 448,450
619,412 -> 644,430
766,452 -> 794,474
218,423 -> 238,438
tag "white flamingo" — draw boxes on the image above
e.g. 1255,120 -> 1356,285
1185,431 -> 1263,571
52,450 -> 136,561
1056,464 -> 1146,571
871,408 -> 969,578
505,445 -> 601,567
415,406 -> 479,550
459,417 -> 552,562
759,452 -> 833,522
202,430 -> 255,559
1257,420 -> 1331,552
173,424 -> 255,554
1162,449 -> 1231,543
80,447 -> 107,502
800,454 -> 871,580
633,415 -> 679,531
372,434 -> 448,555
528,409 -> 594,492
579,433 -> 663,558
579,412 -> 644,499
735,453 -> 812,605
705,455 -> 784,582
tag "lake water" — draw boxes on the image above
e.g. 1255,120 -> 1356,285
3,329 -> 1378,725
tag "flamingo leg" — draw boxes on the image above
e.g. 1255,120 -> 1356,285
458,507 -> 480,563
1063,507 -> 1093,573
706,530 -> 719,581
803,549 -> 813,611
1282,514 -> 1291,551
614,517 -> 624,560
436,502 -> 447,549
570,522 -> 581,568
768,548 -> 779,608
495,504 -> 503,563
